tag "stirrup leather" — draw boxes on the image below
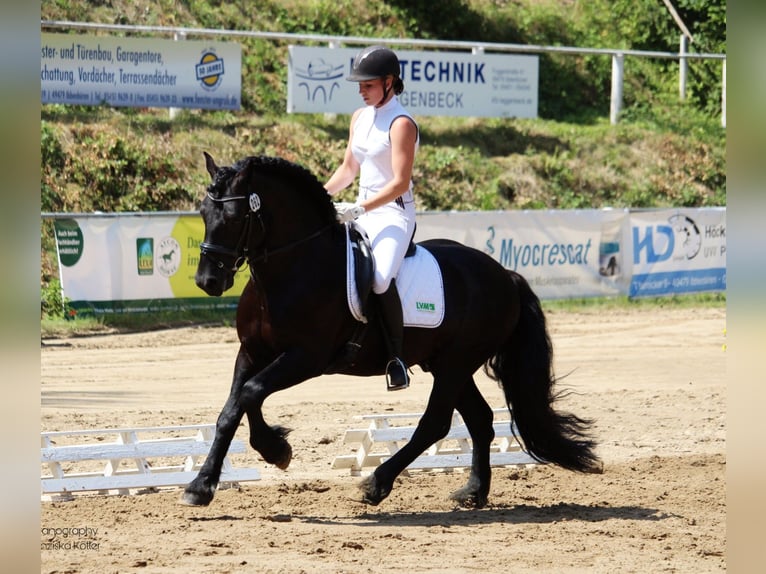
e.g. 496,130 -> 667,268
385,357 -> 410,391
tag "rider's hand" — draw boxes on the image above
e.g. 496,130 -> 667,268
335,202 -> 366,223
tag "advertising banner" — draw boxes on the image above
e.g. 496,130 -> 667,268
41,32 -> 241,110
628,208 -> 726,297
417,210 -> 629,299
52,208 -> 726,315
53,214 -> 249,315
287,45 -> 538,118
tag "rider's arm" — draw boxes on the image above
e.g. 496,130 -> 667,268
325,109 -> 362,195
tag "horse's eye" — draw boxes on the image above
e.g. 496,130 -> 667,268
222,202 -> 245,222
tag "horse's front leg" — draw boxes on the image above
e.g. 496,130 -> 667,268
181,351 -> 252,507
239,349 -> 321,470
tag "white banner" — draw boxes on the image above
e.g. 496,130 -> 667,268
628,208 -> 726,297
417,210 -> 629,299
287,46 -> 538,118
52,208 -> 725,314
52,215 -> 249,315
41,33 -> 241,110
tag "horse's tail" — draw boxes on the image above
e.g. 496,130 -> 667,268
484,271 -> 601,473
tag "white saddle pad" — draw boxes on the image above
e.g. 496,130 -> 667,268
346,226 -> 445,328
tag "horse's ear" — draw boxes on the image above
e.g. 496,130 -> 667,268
203,152 -> 218,180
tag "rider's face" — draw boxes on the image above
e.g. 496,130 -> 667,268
357,78 -> 389,106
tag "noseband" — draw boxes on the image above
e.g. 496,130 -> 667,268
199,192 -> 331,272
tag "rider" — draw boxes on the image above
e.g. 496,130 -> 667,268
324,45 -> 418,391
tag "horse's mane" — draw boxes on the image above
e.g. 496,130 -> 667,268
225,155 -> 338,223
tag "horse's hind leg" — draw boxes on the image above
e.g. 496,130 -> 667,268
360,377 -> 458,505
449,378 -> 495,508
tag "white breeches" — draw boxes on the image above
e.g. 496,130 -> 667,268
356,202 -> 416,294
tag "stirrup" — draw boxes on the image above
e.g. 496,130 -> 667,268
386,358 -> 409,391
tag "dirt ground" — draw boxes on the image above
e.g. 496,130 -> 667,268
40,306 -> 726,574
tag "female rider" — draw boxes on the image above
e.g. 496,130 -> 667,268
324,45 -> 418,391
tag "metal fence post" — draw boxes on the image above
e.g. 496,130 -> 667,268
323,39 -> 341,121
169,31 -> 186,119
679,35 -> 688,101
721,60 -> 726,128
610,53 -> 624,125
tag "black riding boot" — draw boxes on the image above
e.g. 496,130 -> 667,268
377,280 -> 409,391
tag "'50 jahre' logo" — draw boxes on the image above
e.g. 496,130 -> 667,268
196,49 -> 225,90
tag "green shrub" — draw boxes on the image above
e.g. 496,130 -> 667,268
44,125 -> 196,212
41,276 -> 71,320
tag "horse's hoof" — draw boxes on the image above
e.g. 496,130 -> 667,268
252,426 -> 293,470
273,442 -> 293,470
180,482 -> 215,506
358,474 -> 390,506
180,490 -> 212,507
586,460 -> 605,474
449,488 -> 488,509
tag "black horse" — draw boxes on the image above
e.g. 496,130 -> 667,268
183,153 -> 601,509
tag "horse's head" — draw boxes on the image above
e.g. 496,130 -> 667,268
195,152 -> 338,296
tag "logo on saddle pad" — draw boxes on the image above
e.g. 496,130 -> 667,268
344,224 -> 445,328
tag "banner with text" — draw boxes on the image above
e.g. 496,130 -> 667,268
41,32 -> 241,110
287,45 -> 538,118
416,210 -> 630,299
53,215 -> 249,316
52,208 -> 725,315
627,208 -> 726,297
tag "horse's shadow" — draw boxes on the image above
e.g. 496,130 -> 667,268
300,502 -> 671,528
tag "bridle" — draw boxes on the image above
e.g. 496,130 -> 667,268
198,192 -> 260,272
199,191 -> 331,273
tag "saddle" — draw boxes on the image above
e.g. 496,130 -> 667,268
347,222 -> 417,323
336,222 -> 442,369
347,222 -> 375,321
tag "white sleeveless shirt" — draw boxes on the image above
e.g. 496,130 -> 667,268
350,96 -> 418,208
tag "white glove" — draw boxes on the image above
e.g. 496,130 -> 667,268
335,202 -> 366,223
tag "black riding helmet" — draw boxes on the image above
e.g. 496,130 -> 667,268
347,46 -> 404,106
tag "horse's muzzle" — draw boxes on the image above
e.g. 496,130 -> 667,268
195,268 -> 233,296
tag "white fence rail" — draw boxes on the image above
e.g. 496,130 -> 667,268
41,424 -> 260,500
332,407 -> 538,475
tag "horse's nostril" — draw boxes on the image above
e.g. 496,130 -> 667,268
195,275 -> 220,296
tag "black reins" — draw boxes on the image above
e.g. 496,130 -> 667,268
199,192 -> 332,272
